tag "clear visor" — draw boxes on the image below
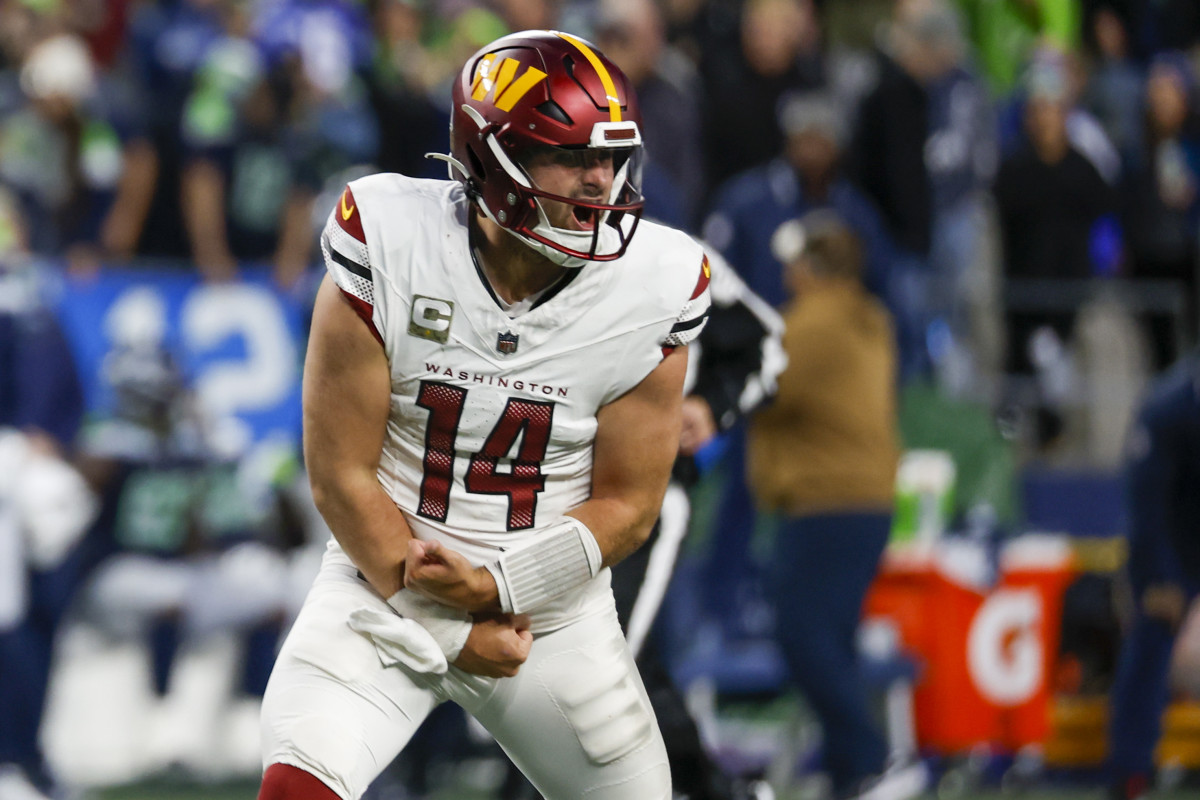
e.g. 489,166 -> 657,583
514,144 -> 644,214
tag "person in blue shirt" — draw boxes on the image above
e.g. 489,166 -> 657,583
698,91 -> 896,641
703,91 -> 895,309
1106,351 -> 1200,800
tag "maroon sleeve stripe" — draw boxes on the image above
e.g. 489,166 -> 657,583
335,186 -> 366,243
339,288 -> 383,346
689,255 -> 711,300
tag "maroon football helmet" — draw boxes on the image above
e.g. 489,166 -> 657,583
441,30 -> 645,265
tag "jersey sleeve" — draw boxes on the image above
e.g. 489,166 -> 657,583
660,254 -> 712,350
319,185 -> 383,345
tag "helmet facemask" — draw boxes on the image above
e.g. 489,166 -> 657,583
484,131 -> 644,267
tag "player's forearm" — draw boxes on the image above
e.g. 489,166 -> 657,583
311,471 -> 412,597
567,496 -> 661,569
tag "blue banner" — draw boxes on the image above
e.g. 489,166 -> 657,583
53,266 -> 309,449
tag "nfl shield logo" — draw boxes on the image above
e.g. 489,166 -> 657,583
497,331 -> 519,355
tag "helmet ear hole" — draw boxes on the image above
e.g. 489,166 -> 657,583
466,146 -> 487,183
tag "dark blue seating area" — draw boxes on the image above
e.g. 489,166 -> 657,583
1020,469 -> 1126,539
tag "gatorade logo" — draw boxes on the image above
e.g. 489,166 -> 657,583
967,588 -> 1043,706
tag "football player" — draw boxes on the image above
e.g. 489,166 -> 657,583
258,30 -> 710,800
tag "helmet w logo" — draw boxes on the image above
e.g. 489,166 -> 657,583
471,55 -> 548,112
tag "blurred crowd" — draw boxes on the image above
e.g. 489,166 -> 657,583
6,0 -> 1200,796
1,0 -> 1199,452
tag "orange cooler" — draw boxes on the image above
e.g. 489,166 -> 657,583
865,536 -> 1076,754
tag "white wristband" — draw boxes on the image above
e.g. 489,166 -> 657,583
485,517 -> 603,614
385,590 -> 473,663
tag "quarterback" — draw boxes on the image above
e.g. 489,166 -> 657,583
257,30 -> 711,800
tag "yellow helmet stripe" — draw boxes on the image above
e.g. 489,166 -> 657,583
554,31 -> 622,122
496,62 -> 547,111
489,57 -> 520,104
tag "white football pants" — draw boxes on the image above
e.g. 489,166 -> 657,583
260,551 -> 671,800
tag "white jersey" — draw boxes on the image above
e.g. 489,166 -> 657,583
319,174 -> 710,630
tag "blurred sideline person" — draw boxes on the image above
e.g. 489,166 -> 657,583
257,30 -> 711,800
500,248 -> 785,800
748,211 -> 925,800
72,340 -> 303,771
699,91 -> 898,644
0,191 -> 85,447
1106,351 -> 1200,800
0,191 -> 95,800
0,430 -> 97,800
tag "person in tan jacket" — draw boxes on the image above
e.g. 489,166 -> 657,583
749,212 -> 899,516
749,210 -> 924,800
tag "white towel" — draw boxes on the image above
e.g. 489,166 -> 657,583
348,607 -> 449,674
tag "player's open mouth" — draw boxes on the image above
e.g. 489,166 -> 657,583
572,206 -> 597,231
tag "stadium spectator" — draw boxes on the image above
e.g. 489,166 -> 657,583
918,2 -> 996,385
0,33 -> 157,268
1080,4 -> 1144,166
1001,46 -> 1123,187
1106,350 -> 1200,800
1126,0 -> 1200,59
748,210 -> 923,800
704,90 -> 894,330
849,0 -> 939,262
699,0 -> 824,193
363,0 -> 445,181
992,59 -> 1116,375
122,0 -> 227,261
180,0 -> 378,286
595,0 -> 706,228
849,0 -> 972,380
1119,52 -> 1200,370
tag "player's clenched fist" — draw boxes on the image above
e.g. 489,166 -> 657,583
454,613 -> 533,678
405,538 -> 499,613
